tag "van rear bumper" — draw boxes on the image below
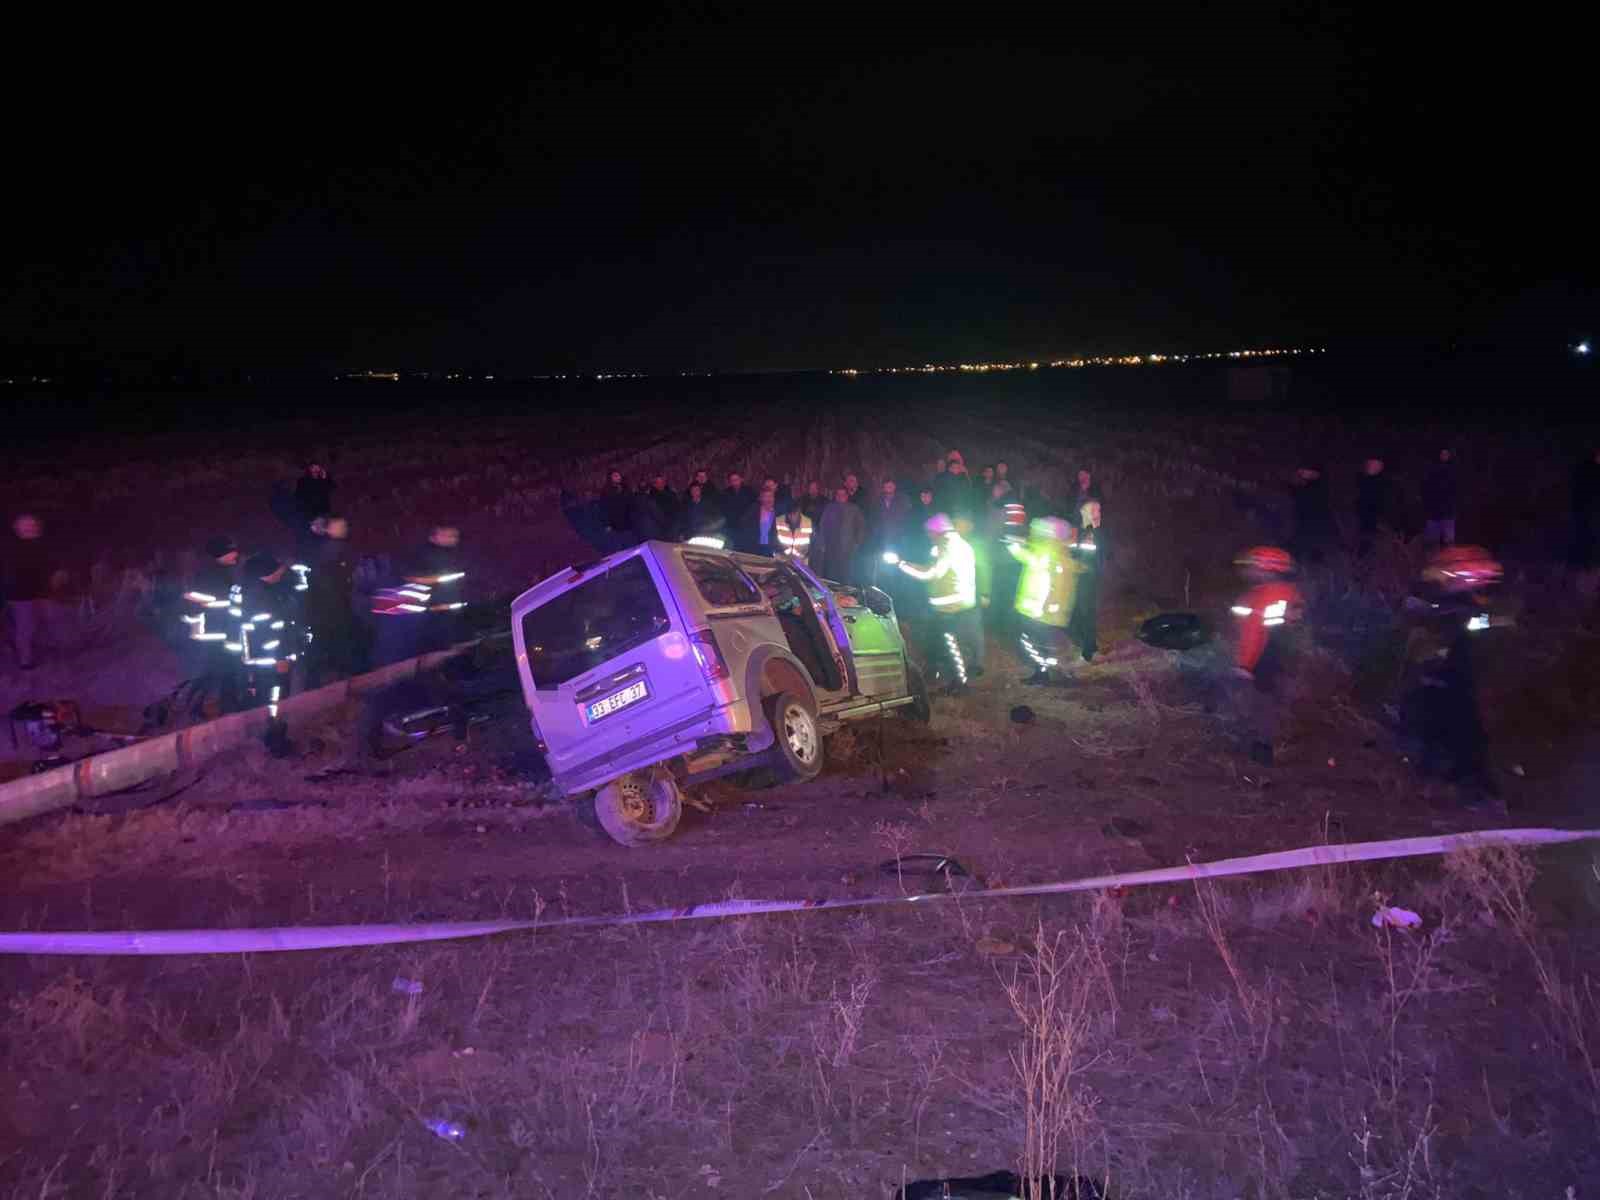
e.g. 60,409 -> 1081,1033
550,698 -> 754,796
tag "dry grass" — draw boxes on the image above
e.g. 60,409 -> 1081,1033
4,843 -> 1600,1197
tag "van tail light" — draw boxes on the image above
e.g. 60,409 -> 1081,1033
689,629 -> 729,682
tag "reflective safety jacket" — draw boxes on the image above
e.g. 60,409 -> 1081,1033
234,576 -> 305,669
899,534 -> 977,611
1231,581 -> 1304,673
181,562 -> 240,646
1008,536 -> 1086,627
777,513 -> 813,562
373,550 -> 468,617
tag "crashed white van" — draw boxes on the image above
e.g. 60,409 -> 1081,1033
511,540 -> 929,845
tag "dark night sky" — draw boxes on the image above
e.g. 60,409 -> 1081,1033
3,10 -> 1593,375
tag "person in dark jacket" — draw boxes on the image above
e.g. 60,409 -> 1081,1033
868,479 -> 912,552
1574,448 -> 1600,569
1070,468 -> 1103,514
690,468 -> 718,506
913,485 -> 937,538
734,486 -> 781,555
1355,458 -> 1391,557
1067,499 -> 1104,661
294,463 -> 336,526
303,517 -> 363,688
3,513 -> 63,671
934,452 -> 975,524
676,483 -> 726,544
760,476 -> 792,513
814,487 -> 867,583
601,469 -> 632,537
1288,464 -> 1335,564
721,471 -> 756,528
844,472 -> 867,509
628,488 -> 669,543
646,473 -> 678,527
800,480 -> 826,521
1421,449 -> 1460,547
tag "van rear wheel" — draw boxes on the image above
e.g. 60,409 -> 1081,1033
766,691 -> 824,783
905,662 -> 932,723
594,771 -> 683,846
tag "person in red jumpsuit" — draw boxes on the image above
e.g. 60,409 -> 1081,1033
1229,546 -> 1305,766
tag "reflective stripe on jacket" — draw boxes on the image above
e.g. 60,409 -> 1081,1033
1231,581 -> 1304,672
777,514 -> 813,559
902,534 -> 977,611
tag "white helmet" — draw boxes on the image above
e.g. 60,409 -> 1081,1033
1079,500 -> 1101,528
1030,516 -> 1072,542
924,512 -> 956,536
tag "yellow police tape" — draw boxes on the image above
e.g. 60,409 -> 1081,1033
2,826 -> 1595,956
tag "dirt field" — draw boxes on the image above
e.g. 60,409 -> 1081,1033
4,366 -> 1600,1197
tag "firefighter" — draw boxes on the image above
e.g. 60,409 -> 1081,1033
1228,546 -> 1305,766
238,551 -> 303,732
891,513 -> 981,694
776,499 -> 813,564
1007,517 -> 1086,685
413,525 -> 468,651
182,536 -> 244,717
373,525 -> 469,664
1398,546 -> 1504,806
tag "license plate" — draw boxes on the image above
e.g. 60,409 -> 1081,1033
586,680 -> 648,722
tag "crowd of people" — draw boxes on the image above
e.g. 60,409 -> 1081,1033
562,449 -> 1107,697
5,440 -> 1600,792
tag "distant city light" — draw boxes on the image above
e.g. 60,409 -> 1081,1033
829,345 -> 1323,377
1577,340 -> 1592,356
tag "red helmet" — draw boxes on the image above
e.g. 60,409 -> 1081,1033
1234,546 -> 1294,576
1421,545 -> 1502,593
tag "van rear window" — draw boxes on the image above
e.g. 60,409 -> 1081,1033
522,555 -> 671,688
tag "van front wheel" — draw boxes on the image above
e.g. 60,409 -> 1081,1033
767,691 -> 824,783
594,771 -> 683,846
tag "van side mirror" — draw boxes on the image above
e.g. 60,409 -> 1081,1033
861,587 -> 894,617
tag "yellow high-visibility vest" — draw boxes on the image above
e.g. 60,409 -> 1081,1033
1009,538 -> 1084,627
919,535 -> 977,611
777,514 -> 813,559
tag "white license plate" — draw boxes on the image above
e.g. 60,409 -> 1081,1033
586,680 -> 648,722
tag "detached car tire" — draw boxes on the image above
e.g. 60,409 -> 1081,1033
766,690 -> 824,783
594,771 -> 683,846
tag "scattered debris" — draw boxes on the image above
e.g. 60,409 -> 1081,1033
1372,906 -> 1423,930
392,976 -> 424,996
1009,704 -> 1036,724
974,936 -> 1016,957
1137,611 -> 1209,651
423,1117 -> 465,1141
878,853 -> 970,881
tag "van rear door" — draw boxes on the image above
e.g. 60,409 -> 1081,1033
517,549 -> 709,777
